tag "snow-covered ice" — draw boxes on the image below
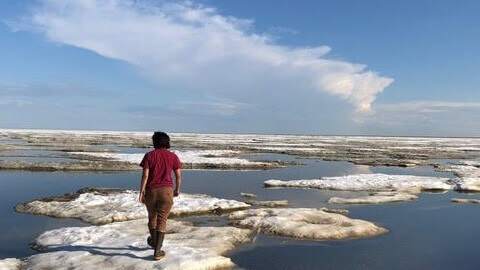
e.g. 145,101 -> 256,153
264,174 -> 453,193
16,188 -> 250,224
69,149 -> 274,169
229,208 -> 386,240
70,150 -> 247,164
328,192 -> 418,204
0,219 -> 251,270
0,258 -> 21,270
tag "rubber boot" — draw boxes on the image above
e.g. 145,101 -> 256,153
153,231 -> 166,260
147,228 -> 156,249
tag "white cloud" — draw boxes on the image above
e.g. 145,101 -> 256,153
0,82 -> 119,97
124,98 -> 249,117
174,99 -> 248,116
0,99 -> 33,106
25,0 -> 392,113
375,101 -> 480,112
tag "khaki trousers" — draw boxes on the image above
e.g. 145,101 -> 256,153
145,187 -> 174,232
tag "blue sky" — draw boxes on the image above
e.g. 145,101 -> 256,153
0,0 -> 479,136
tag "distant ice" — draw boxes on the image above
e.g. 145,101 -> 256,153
239,192 -> 258,199
460,160 -> 480,166
70,149 -> 272,168
264,174 -> 453,193
1,219 -> 250,270
437,162 -> 480,192
4,128 -> 480,168
451,198 -> 480,204
229,208 -> 386,240
328,192 -> 418,204
441,164 -> 480,178
16,189 -> 249,224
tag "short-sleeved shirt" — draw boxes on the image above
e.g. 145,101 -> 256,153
140,148 -> 182,189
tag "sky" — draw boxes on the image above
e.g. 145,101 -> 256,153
0,0 -> 479,136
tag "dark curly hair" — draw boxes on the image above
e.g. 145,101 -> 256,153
152,131 -> 170,149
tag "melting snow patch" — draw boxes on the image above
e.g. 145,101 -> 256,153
11,219 -> 250,270
328,192 -> 418,204
264,174 -> 452,193
229,208 -> 386,240
15,188 -> 249,225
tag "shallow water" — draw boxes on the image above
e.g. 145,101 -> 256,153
0,149 -> 75,163
230,191 -> 480,270
2,157 -> 480,269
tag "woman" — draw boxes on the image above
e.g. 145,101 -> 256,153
138,131 -> 182,260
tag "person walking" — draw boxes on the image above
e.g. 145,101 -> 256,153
138,131 -> 182,260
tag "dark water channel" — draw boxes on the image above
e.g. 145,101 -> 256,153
1,156 -> 479,269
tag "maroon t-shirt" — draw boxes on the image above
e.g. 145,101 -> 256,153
140,149 -> 182,190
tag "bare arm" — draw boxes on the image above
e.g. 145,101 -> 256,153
174,169 -> 182,196
139,167 -> 149,203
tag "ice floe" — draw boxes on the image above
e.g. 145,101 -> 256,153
451,198 -> 480,204
238,192 -> 288,207
15,188 -> 250,225
454,178 -> 480,192
436,162 -> 480,192
4,129 -> 480,168
328,192 -> 418,204
0,219 -> 250,270
264,174 -> 453,193
0,160 -> 138,172
229,208 -> 386,240
69,149 -> 279,170
239,192 -> 258,199
244,200 -> 289,207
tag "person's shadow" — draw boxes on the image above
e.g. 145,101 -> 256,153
40,244 -> 153,260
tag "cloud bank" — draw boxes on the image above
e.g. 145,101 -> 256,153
0,82 -> 119,97
26,0 -> 392,113
360,101 -> 480,136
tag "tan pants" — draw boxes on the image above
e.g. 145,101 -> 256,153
145,187 -> 174,232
